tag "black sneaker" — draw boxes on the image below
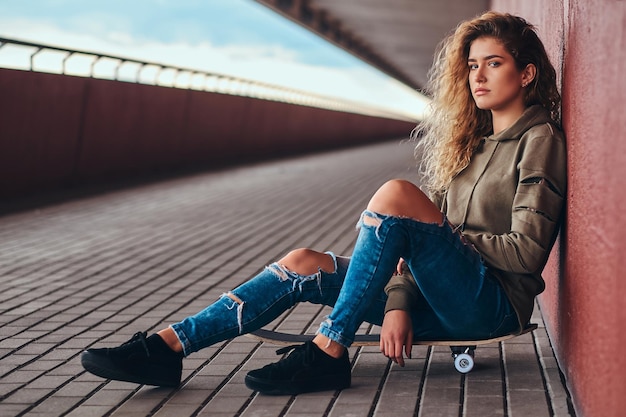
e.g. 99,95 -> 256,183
244,341 -> 351,395
81,332 -> 183,387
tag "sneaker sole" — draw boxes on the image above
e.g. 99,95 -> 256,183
81,351 -> 180,387
244,373 -> 350,395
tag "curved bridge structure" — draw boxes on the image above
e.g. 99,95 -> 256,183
0,2 -> 624,416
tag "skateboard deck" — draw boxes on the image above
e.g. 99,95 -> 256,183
247,324 -> 538,373
248,323 -> 537,347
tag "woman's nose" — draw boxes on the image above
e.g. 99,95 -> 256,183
473,67 -> 486,83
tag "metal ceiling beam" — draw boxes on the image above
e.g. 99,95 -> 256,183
255,0 -> 416,89
254,0 -> 490,91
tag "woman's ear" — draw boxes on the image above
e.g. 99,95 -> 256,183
521,63 -> 537,87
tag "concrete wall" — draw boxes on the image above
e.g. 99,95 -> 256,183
490,1 -> 626,416
0,68 -> 416,198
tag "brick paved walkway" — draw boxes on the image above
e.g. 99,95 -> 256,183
0,141 -> 573,416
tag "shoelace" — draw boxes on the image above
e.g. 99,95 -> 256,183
275,344 -> 302,356
121,332 -> 151,358
270,342 -> 316,371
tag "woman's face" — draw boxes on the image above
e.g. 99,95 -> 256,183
468,37 -> 528,114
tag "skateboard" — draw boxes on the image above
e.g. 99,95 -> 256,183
247,323 -> 537,374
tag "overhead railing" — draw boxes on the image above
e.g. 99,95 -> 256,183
0,37 -> 417,121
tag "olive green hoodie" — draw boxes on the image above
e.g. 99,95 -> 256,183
385,105 -> 567,331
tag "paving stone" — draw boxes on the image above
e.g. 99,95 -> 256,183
464,394 -> 505,417
1,387 -> 51,404
0,403 -> 31,416
26,395 -> 83,415
21,374 -> 72,389
508,389 -> 551,417
80,389 -> 131,406
63,405 -> 113,417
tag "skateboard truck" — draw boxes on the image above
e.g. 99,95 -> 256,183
450,346 -> 476,373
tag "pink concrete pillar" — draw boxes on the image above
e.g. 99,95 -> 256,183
490,2 -> 626,416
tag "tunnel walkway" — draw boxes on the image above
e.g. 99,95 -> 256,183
0,141 -> 571,416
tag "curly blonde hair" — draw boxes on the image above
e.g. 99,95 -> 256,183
416,11 -> 561,193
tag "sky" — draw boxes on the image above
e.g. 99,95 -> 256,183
0,0 -> 428,119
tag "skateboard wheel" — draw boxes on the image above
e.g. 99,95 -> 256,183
454,353 -> 474,373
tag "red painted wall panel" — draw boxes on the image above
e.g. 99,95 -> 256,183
0,69 -> 416,198
182,92 -> 249,164
490,1 -> 626,416
0,69 -> 85,193
76,79 -> 188,180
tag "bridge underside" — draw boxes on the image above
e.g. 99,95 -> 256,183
255,0 -> 489,91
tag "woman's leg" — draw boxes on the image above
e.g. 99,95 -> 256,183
313,180 -> 442,355
158,249 -> 337,353
321,179 -> 515,344
367,179 -> 443,223
244,179 -> 446,394
246,179 -> 513,394
154,179 -> 505,358
315,179 -> 514,350
81,249 -> 390,387
168,250 -> 348,356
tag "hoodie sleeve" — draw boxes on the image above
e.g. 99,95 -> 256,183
384,271 -> 420,313
464,129 -> 567,273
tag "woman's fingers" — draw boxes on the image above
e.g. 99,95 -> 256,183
380,309 -> 413,367
380,340 -> 406,367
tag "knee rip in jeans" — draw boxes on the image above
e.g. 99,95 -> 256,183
358,210 -> 385,239
221,256 -> 335,335
266,262 -> 325,295
362,212 -> 383,228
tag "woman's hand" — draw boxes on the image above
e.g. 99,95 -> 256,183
380,309 -> 413,367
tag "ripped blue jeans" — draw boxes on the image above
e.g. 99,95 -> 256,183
171,210 -> 517,355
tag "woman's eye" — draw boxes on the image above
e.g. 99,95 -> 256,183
468,63 -> 478,70
488,61 -> 501,67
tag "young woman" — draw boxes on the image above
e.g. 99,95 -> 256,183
81,11 -> 566,395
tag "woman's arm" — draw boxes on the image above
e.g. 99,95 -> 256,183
381,271 -> 419,366
465,132 -> 567,273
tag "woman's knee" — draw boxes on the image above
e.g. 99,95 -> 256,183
278,248 -> 335,275
367,179 -> 442,223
